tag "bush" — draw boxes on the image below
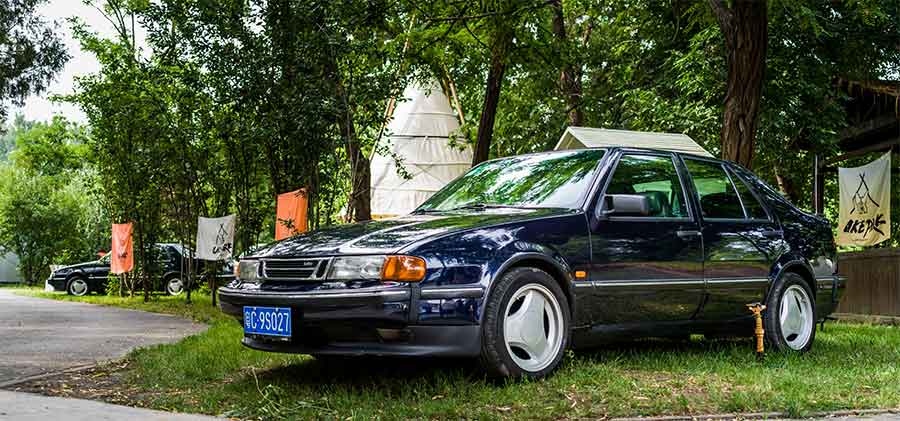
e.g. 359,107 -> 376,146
105,274 -> 120,296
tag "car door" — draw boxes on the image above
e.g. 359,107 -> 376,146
680,157 -> 784,321
589,151 -> 705,324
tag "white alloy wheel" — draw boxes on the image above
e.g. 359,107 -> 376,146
779,284 -> 814,350
503,283 -> 565,373
166,277 -> 184,296
68,278 -> 88,296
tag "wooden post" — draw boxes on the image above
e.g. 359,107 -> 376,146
813,154 -> 824,214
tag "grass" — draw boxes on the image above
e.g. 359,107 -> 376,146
11,287 -> 900,419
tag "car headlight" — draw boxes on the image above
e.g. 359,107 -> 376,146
327,255 -> 427,282
237,260 -> 260,282
328,256 -> 386,280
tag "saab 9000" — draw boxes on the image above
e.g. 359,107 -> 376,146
218,147 -> 845,379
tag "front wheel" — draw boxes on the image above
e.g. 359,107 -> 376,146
66,277 -> 89,296
765,272 -> 817,352
480,267 -> 570,379
165,276 -> 185,296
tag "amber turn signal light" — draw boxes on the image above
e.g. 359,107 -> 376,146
382,255 -> 426,282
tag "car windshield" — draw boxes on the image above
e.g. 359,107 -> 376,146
417,149 -> 605,212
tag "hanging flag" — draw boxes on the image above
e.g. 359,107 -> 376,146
196,215 -> 236,261
275,188 -> 308,240
110,223 -> 134,274
837,152 -> 891,246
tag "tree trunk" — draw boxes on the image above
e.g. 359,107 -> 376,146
337,90 -> 371,222
472,38 -> 511,166
135,221 -> 150,303
774,165 -> 801,204
550,0 -> 583,127
709,0 -> 767,169
346,139 -> 371,222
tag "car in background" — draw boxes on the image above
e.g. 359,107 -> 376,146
220,147 -> 846,379
46,243 -> 207,296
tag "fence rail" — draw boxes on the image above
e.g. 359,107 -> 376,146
837,249 -> 900,316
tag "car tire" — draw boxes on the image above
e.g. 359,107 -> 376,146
764,272 -> 817,352
66,276 -> 89,296
480,267 -> 570,379
165,275 -> 185,296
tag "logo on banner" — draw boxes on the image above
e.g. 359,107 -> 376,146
838,153 -> 890,246
845,173 -> 886,238
197,215 -> 236,261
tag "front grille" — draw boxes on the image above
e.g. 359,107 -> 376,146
261,258 -> 329,280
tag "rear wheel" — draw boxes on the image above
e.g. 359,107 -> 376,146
765,272 -> 817,352
66,277 -> 89,296
480,267 -> 569,379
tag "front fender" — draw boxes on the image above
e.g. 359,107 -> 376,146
407,212 -> 591,325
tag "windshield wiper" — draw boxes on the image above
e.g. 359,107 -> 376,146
415,203 -> 528,213
449,203 -> 524,211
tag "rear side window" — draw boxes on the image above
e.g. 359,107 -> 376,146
728,168 -> 768,220
684,159 -> 744,219
605,154 -> 688,218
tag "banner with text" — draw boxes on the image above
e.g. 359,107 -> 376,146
111,223 -> 134,274
196,215 -> 236,261
838,152 -> 891,246
275,188 -> 308,241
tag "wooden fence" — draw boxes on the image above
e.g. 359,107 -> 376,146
837,249 -> 900,316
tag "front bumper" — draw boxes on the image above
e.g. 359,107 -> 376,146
217,285 -> 482,357
45,277 -> 66,292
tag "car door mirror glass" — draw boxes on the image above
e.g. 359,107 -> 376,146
604,194 -> 652,216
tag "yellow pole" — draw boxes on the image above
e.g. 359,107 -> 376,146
746,303 -> 766,360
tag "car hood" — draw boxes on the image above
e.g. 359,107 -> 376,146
251,208 -> 577,258
56,261 -> 104,271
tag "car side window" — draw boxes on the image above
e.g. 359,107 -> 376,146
728,168 -> 768,220
605,154 -> 688,218
683,159 -> 745,219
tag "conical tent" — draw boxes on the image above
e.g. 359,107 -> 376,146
370,81 -> 473,218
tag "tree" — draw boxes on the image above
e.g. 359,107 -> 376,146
0,0 -> 69,121
66,2 -> 174,301
0,117 -> 104,284
708,0 -> 768,168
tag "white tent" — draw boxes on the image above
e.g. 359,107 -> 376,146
370,81 -> 472,218
0,252 -> 21,283
554,127 -> 714,157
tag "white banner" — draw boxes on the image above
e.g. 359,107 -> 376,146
837,152 -> 891,246
196,215 -> 236,261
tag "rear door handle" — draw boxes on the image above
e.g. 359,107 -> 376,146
676,230 -> 701,238
761,230 -> 783,238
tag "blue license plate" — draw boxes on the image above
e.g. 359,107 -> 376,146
243,306 -> 292,337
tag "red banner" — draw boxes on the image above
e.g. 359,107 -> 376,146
110,223 -> 134,274
275,189 -> 308,240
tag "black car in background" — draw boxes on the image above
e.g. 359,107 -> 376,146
220,148 -> 846,379
46,243 -> 221,296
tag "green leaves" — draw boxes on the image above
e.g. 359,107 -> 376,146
0,117 -> 105,283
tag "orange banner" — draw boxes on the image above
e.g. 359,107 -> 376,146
110,223 -> 134,274
275,188 -> 308,240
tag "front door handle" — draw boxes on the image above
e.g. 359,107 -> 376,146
760,230 -> 783,238
676,230 -> 701,238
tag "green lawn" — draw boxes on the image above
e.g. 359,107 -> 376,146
12,288 -> 900,419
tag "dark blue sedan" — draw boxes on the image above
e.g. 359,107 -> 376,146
219,147 -> 846,379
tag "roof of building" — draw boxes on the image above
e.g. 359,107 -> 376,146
553,127 -> 714,158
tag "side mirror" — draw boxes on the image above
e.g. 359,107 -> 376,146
603,194 -> 651,217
